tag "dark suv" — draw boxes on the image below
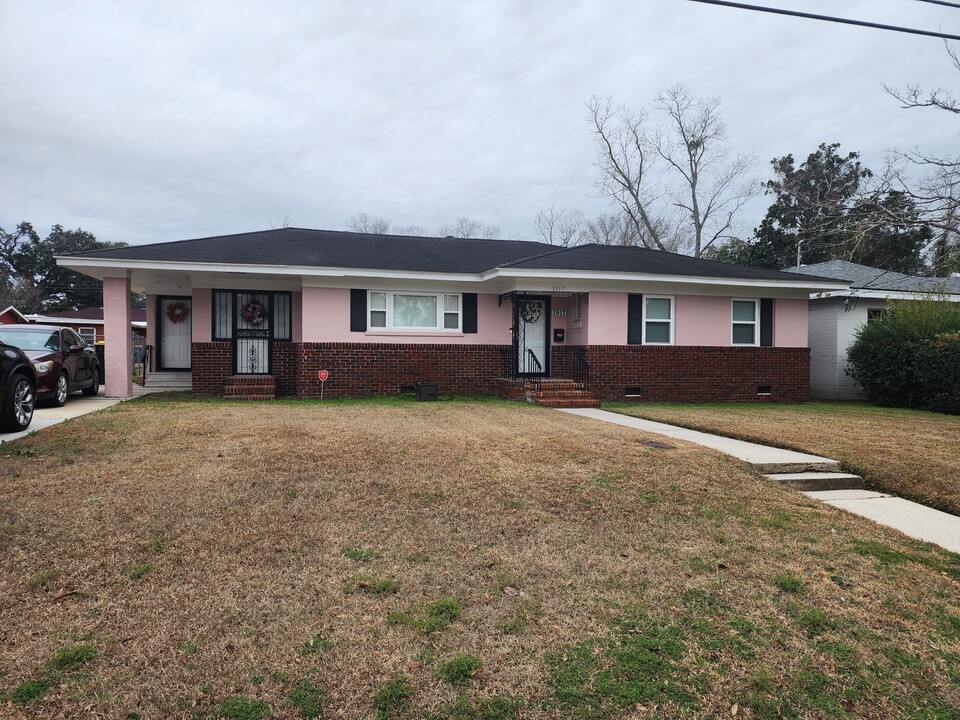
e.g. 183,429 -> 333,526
1,341 -> 36,433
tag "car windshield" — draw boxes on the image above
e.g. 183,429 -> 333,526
0,329 -> 60,351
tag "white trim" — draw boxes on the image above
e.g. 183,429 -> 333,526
813,289 -> 960,301
731,298 -> 759,346
56,255 -> 852,292
641,295 -> 674,345
368,290 -> 462,332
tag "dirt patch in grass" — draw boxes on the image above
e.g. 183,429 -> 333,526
0,396 -> 958,718
606,401 -> 960,517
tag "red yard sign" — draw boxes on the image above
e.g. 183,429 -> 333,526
318,370 -> 329,382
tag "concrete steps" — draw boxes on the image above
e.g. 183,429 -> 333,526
764,471 -> 865,491
223,375 -> 275,401
141,371 -> 192,389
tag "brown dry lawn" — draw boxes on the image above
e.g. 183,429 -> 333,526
1,394 -> 959,720
604,402 -> 960,517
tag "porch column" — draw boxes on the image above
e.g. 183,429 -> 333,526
103,275 -> 133,398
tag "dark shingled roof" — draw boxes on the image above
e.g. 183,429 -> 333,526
504,243 -> 818,281
787,260 -> 960,294
69,227 -> 839,283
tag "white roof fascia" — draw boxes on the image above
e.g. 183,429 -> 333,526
812,289 -> 960,301
57,256 -> 851,291
490,267 -> 851,291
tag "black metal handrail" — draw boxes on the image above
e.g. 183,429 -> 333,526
526,349 -> 542,392
572,348 -> 589,391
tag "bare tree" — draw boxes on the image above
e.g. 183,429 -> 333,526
581,213 -> 641,246
438,217 -> 500,239
534,204 -> 586,246
880,45 -> 960,274
348,212 -> 392,235
391,224 -> 427,237
588,85 -> 758,257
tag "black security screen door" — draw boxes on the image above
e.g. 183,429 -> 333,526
235,292 -> 271,374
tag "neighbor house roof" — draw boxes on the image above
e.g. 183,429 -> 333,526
61,227 -> 842,285
25,308 -> 147,326
788,260 -> 960,296
0,306 -> 28,323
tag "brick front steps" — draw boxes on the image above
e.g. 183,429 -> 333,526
223,375 -> 276,401
524,379 -> 600,409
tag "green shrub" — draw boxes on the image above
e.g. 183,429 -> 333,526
847,297 -> 960,412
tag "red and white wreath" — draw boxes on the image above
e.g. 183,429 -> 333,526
242,300 -> 266,326
165,301 -> 190,324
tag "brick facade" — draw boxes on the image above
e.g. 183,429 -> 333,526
190,342 -> 809,402
560,345 -> 809,402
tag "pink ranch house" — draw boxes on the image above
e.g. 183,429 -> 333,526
57,228 -> 848,405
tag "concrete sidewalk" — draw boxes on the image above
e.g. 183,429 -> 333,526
560,407 -> 960,555
0,385 -> 164,445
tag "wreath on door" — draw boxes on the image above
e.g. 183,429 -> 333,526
165,301 -> 190,324
242,300 -> 267,326
519,300 -> 543,324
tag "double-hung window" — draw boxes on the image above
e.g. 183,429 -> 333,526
368,291 -> 461,331
642,296 -> 673,344
78,327 -> 96,345
732,299 -> 759,345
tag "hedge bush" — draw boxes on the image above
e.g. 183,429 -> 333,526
846,297 -> 960,414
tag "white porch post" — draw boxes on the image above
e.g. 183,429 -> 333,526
103,275 -> 133,398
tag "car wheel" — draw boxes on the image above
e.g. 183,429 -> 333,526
0,372 -> 35,432
82,373 -> 100,396
52,371 -> 69,407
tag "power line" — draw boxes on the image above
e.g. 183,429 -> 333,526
913,0 -> 960,10
687,0 -> 960,41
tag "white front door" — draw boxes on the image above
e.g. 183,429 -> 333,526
160,298 -> 192,369
517,297 -> 548,375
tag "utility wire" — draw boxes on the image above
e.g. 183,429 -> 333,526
687,0 -> 960,41
913,0 -> 960,10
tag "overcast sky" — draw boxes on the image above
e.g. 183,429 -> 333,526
1,0 -> 958,247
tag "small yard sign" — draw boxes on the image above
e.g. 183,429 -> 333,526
318,370 -> 329,382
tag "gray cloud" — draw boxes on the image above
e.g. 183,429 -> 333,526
1,0 -> 957,245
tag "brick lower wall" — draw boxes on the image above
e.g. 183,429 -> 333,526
571,345 -> 810,402
191,342 -> 809,402
191,342 -> 232,395
297,343 -> 514,398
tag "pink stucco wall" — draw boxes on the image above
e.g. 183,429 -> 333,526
583,292 -> 810,347
586,292 -> 628,345
774,298 -> 808,347
104,276 -> 133,398
567,294 -> 588,345
301,287 -> 512,344
191,289 -> 212,343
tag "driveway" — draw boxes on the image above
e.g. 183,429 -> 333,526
0,385 -> 161,445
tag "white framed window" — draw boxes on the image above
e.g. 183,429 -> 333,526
78,327 -> 97,345
368,291 -> 462,331
732,299 -> 759,345
642,295 -> 673,344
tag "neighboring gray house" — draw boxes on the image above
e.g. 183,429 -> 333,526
788,260 -> 960,400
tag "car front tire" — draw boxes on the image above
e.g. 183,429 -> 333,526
1,372 -> 35,432
52,371 -> 69,407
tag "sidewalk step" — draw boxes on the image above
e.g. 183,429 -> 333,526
765,471 -> 864,491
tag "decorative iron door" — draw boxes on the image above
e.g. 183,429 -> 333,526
513,294 -> 550,376
235,292 -> 271,374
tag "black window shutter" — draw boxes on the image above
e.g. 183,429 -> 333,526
350,289 -> 367,332
627,294 -> 643,345
760,298 -> 774,347
462,293 -> 478,333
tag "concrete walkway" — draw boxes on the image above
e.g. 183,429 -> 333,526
560,407 -> 960,555
0,385 -> 163,445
